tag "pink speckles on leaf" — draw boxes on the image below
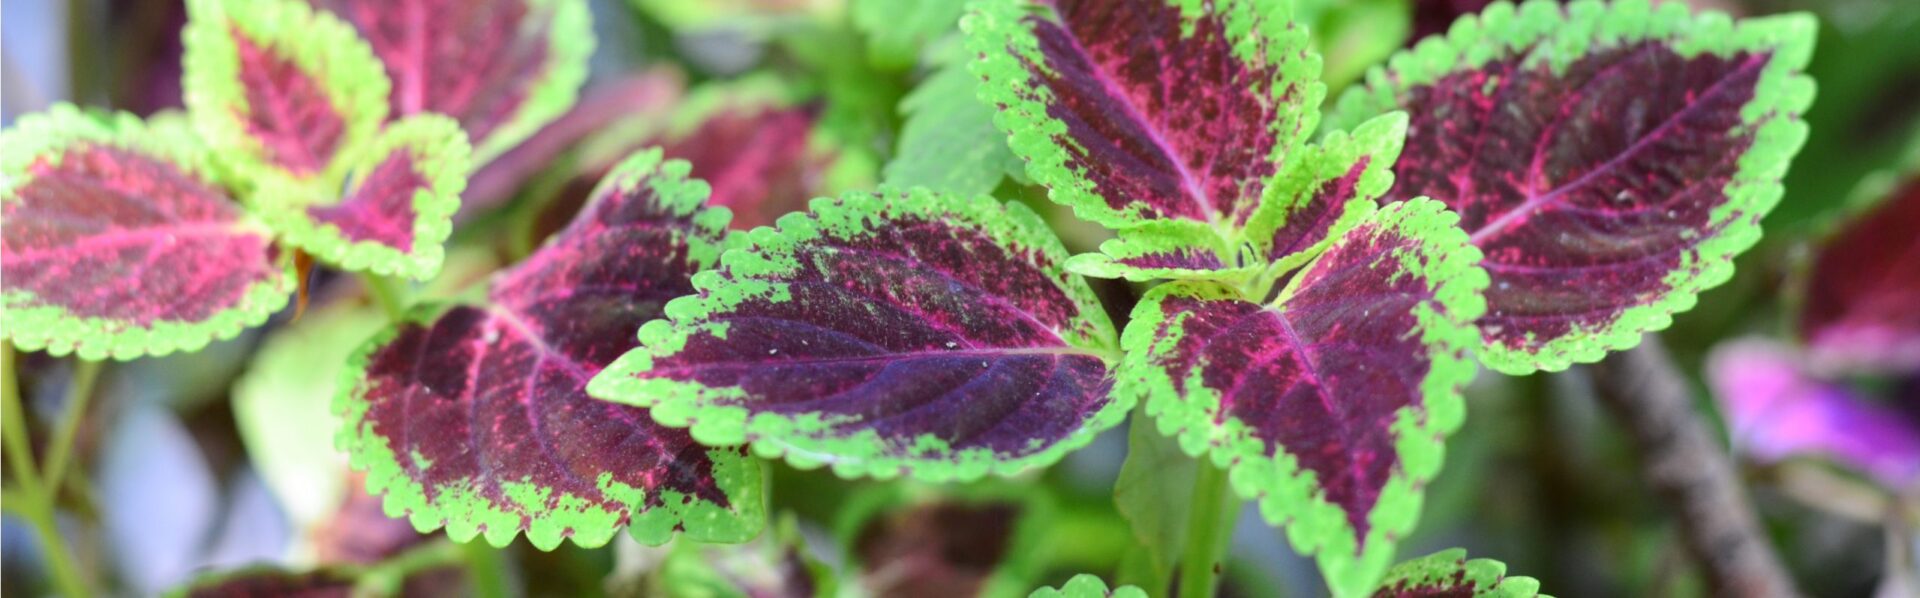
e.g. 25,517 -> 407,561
232,27 -> 348,177
0,106 -> 293,360
338,150 -> 761,549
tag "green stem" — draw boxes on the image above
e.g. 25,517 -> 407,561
355,539 -> 462,595
1,347 -> 92,597
42,359 -> 101,496
1178,460 -> 1236,598
361,274 -> 410,320
460,541 -> 511,598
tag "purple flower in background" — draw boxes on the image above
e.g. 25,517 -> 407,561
1708,338 -> 1920,491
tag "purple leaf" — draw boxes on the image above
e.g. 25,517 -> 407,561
658,103 -> 829,231
1119,198 -> 1486,595
1800,157 -> 1920,374
256,115 -> 470,280
1,105 -> 294,360
311,0 -> 595,164
1707,338 -> 1920,490
838,485 -> 1044,597
337,150 -> 764,550
1325,0 -> 1817,374
1373,548 -> 1542,597
462,70 -> 686,215
963,0 -> 1324,231
589,189 -> 1123,482
183,0 -> 390,185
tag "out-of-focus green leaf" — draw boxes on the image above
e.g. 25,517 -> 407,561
850,0 -> 965,69
883,42 -> 1025,196
1111,413 -> 1234,596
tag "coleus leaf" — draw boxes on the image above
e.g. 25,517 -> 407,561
1798,141 -> 1920,374
962,0 -> 1323,244
654,94 -> 834,231
1,105 -> 295,361
337,150 -> 764,550
310,0 -> 596,165
169,566 -> 357,598
1031,574 -> 1148,598
1707,338 -> 1920,490
884,42 -> 1028,197
183,0 -> 390,186
1118,198 -> 1487,595
1325,0 -> 1817,374
588,188 -> 1123,482
1373,549 -> 1543,597
835,484 -> 1048,597
254,115 -> 471,280
1067,112 -> 1409,282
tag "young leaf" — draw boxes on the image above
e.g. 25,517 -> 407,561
1325,0 -> 1817,374
589,189 -> 1123,482
1374,549 -> 1543,597
1,105 -> 295,361
183,0 -> 390,186
1118,198 -> 1487,595
1068,112 -> 1410,282
1031,574 -> 1148,598
963,0 -> 1324,233
1799,141 -> 1920,374
256,115 -> 470,280
310,0 -> 596,165
337,150 -> 764,550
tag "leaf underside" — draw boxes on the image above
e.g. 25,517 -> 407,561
1122,198 -> 1486,595
1373,548 -> 1543,597
1327,0 -> 1816,373
966,0 -> 1322,229
1,105 -> 293,361
338,150 -> 763,550
589,188 -> 1123,482
310,0 -> 595,164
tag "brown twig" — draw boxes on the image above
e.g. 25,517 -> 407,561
1587,335 -> 1800,598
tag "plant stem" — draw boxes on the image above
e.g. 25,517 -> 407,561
42,359 -> 100,496
1178,460 -> 1235,598
355,539 -> 462,595
460,541 -> 511,598
1588,336 -> 1799,598
1,347 -> 93,597
361,274 -> 409,320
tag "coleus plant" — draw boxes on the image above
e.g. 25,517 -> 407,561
945,0 -> 1810,594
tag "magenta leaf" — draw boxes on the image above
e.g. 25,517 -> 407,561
337,150 -> 764,550
183,0 -> 391,186
1119,199 -> 1486,595
1373,549 -> 1542,597
1707,338 -> 1920,490
1799,145 -> 1920,374
654,95 -> 834,231
1,105 -> 295,361
310,0 -> 595,165
588,189 -> 1123,482
1325,0 -> 1817,374
963,0 -> 1324,242
256,115 -> 470,280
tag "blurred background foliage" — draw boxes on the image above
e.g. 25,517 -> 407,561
2,0 -> 1916,596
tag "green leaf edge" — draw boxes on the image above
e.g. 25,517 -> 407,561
1029,574 -> 1148,598
961,0 -> 1326,231
1377,548 -> 1547,597
1324,0 -> 1817,375
182,0 -> 390,189
254,114 -> 471,281
466,0 -> 596,166
1120,197 -> 1489,597
333,151 -> 766,551
0,104 -> 295,361
832,482 -> 1053,598
1064,220 -> 1258,282
587,187 -> 1124,483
